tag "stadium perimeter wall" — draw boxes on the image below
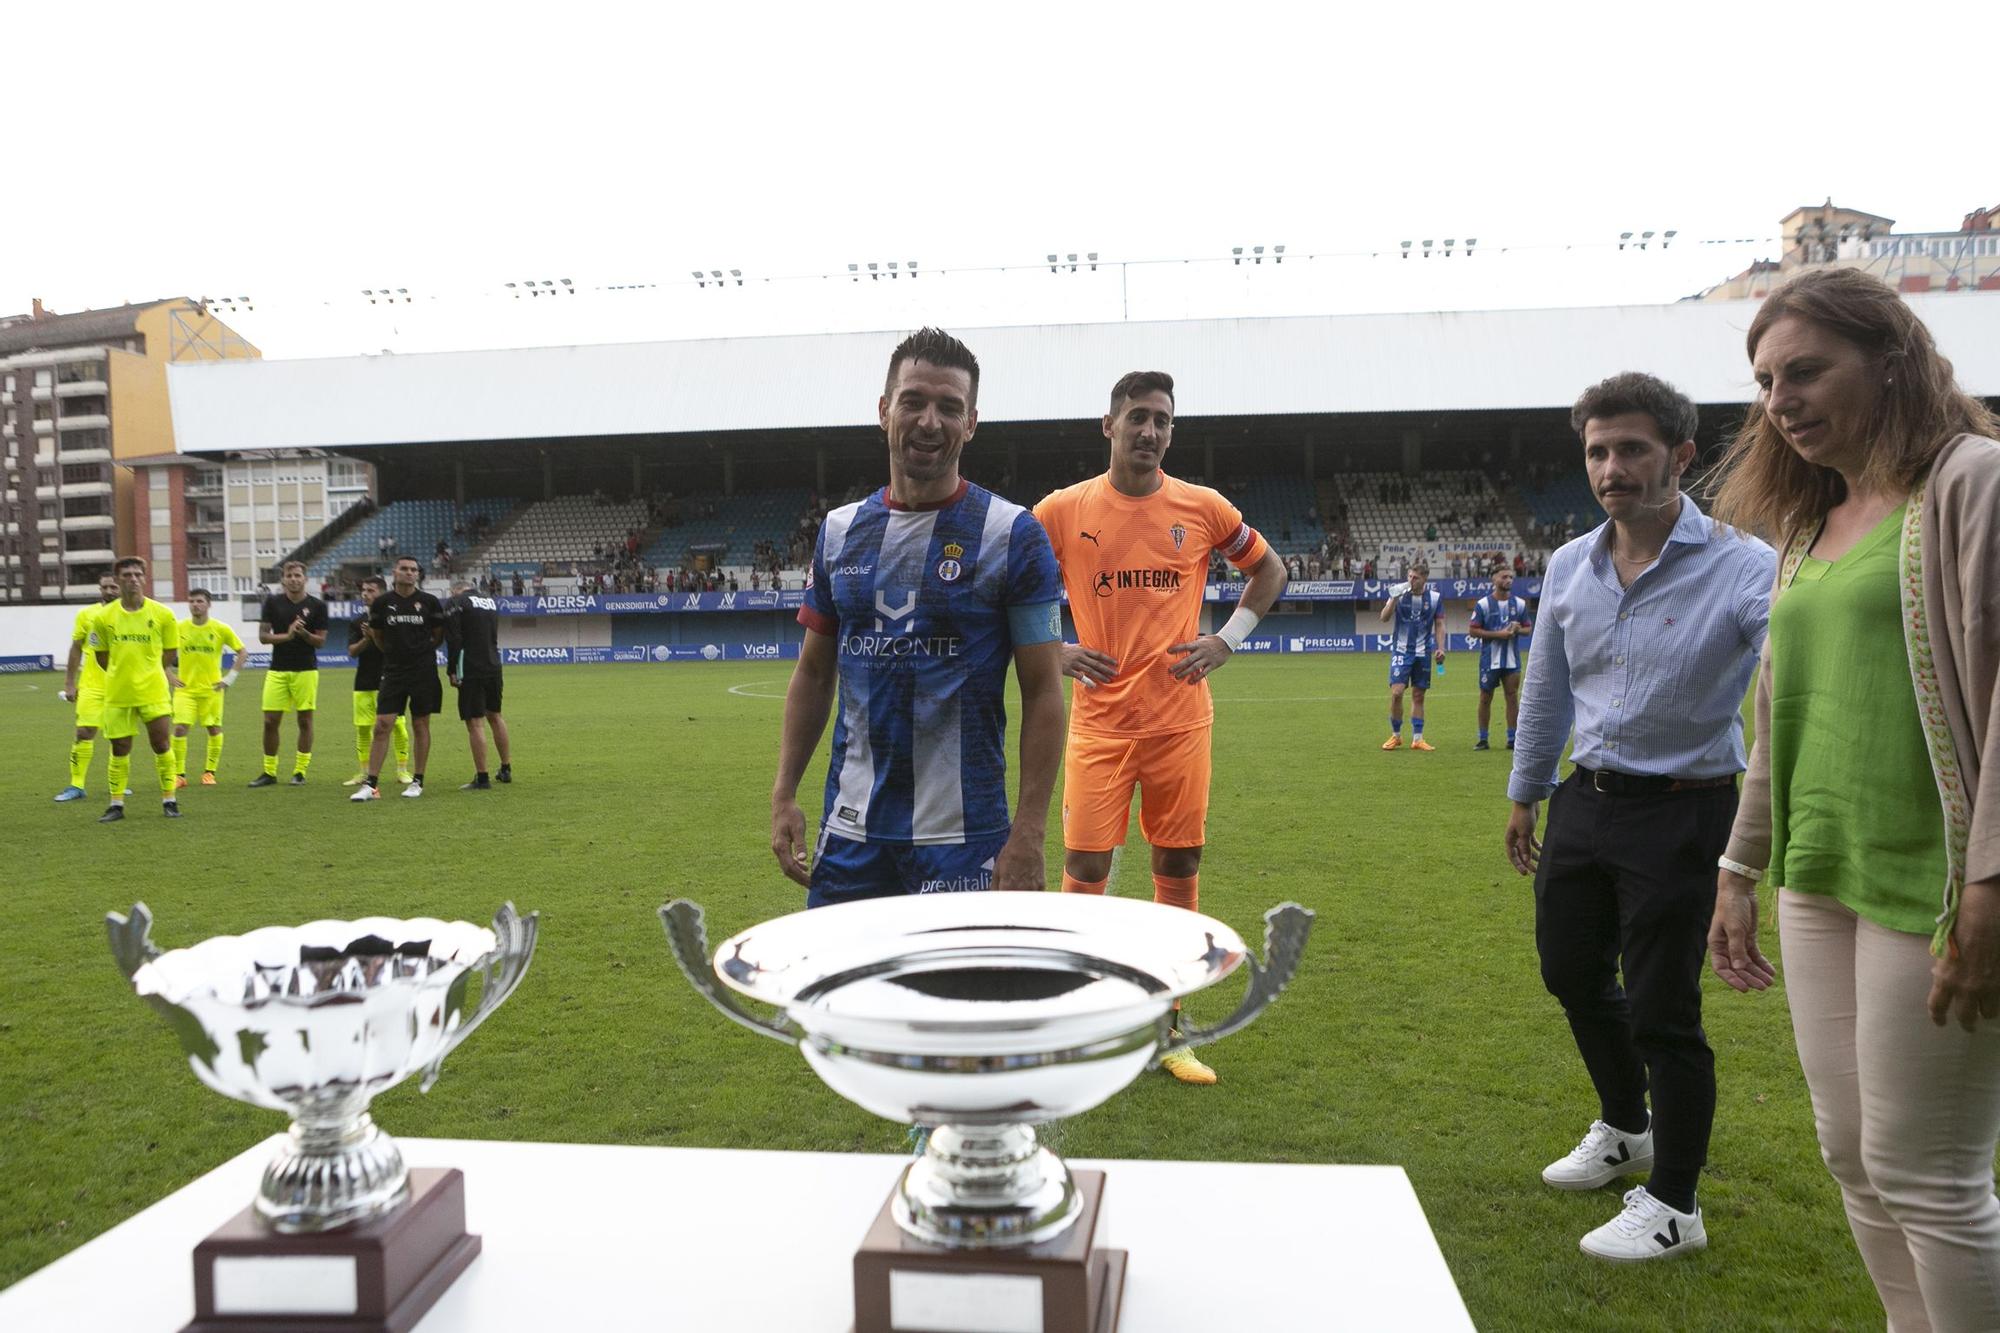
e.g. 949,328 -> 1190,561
0,579 -> 1524,669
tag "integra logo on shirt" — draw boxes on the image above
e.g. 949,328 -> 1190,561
1109,569 -> 1182,591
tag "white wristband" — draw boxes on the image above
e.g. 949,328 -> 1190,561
222,669 -> 240,687
1717,855 -> 1765,883
1215,607 -> 1261,652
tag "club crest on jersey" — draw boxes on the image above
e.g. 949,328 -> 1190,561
936,541 -> 964,583
1170,522 -> 1186,552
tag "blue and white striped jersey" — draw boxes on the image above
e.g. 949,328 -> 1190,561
799,480 -> 1061,845
1390,586 -> 1445,656
1472,594 -> 1530,673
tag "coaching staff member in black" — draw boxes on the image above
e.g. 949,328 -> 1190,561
352,556 -> 446,802
445,579 -> 513,790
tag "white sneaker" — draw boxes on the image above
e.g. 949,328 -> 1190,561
1542,1119 -> 1653,1190
401,781 -> 423,798
1580,1187 -> 1706,1263
349,784 -> 380,802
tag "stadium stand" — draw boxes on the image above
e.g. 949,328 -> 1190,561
1517,469 -> 1603,547
474,495 -> 652,570
1231,474 -> 1327,556
640,488 -> 812,570
1336,470 -> 1518,552
307,499 -> 514,581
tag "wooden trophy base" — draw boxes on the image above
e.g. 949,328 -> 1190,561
184,1166 -> 481,1333
853,1168 -> 1127,1333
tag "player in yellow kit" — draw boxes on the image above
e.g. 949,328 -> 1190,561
53,572 -> 119,802
173,589 -> 245,787
88,556 -> 183,822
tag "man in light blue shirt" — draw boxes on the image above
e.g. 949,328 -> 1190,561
1504,372 -> 1775,1264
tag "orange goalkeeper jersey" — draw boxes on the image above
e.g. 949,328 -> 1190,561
1034,473 -> 1268,738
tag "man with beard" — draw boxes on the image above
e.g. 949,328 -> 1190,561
1034,369 -> 1287,1085
1504,372 -> 1775,1262
771,328 -> 1065,904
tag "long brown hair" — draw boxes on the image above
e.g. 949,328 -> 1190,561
1706,267 -> 1998,542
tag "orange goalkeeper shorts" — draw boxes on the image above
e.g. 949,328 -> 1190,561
1060,725 -> 1211,852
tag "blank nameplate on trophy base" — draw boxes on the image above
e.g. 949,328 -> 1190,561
853,1169 -> 1127,1333
185,1167 -> 481,1333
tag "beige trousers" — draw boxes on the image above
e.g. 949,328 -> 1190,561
1780,889 -> 2000,1333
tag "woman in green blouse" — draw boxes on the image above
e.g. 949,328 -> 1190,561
1707,267 -> 2000,1332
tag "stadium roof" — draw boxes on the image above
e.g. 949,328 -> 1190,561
166,295 -> 2000,454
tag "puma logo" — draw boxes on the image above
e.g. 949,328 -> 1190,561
1080,530 -> 1101,547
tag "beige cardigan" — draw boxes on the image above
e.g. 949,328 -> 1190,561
1723,433 -> 2000,953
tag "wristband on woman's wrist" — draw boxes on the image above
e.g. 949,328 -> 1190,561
1717,855 -> 1764,883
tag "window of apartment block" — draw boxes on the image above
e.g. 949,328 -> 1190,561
60,464 -> 103,485
39,503 -> 56,521
33,369 -> 51,388
149,469 -> 169,491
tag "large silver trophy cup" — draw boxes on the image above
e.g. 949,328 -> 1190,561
662,892 -> 1311,1333
108,901 -> 537,1333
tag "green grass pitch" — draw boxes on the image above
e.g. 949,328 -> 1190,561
0,656 -> 1880,1328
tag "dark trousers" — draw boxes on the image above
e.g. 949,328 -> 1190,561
1534,770 -> 1737,1188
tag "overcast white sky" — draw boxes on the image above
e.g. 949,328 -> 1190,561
7,0 -> 1984,359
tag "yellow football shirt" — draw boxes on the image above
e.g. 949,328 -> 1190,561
177,618 -> 244,692
88,599 -> 178,708
72,604 -> 110,689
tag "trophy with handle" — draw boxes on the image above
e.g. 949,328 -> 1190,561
108,900 -> 538,1333
662,892 -> 1312,1333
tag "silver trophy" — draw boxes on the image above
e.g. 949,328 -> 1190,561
108,901 -> 538,1233
662,892 -> 1311,1282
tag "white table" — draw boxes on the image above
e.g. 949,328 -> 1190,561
0,1137 -> 1473,1331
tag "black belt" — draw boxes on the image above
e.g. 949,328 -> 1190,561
1571,766 -> 1737,796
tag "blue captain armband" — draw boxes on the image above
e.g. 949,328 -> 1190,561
1008,601 -> 1062,647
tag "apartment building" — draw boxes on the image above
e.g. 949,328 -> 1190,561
1694,200 -> 2000,301
0,298 -> 259,602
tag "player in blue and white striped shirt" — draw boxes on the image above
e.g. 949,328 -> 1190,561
1468,565 -> 1533,750
772,329 -> 1067,906
1378,561 -> 1446,750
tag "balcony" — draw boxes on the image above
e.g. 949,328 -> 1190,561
59,480 -> 113,498
63,582 -> 107,598
35,485 -> 56,500
32,420 -> 52,435
62,547 -> 115,566
57,448 -> 110,466
30,386 -> 52,403
187,480 -> 223,498
56,414 -> 110,432
61,514 -> 116,531
55,380 -> 108,398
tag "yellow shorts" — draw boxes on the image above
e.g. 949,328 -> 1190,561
353,689 -> 411,728
104,700 -> 173,740
74,683 -> 106,730
173,690 -> 226,729
262,670 -> 320,714
1061,725 -> 1212,852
